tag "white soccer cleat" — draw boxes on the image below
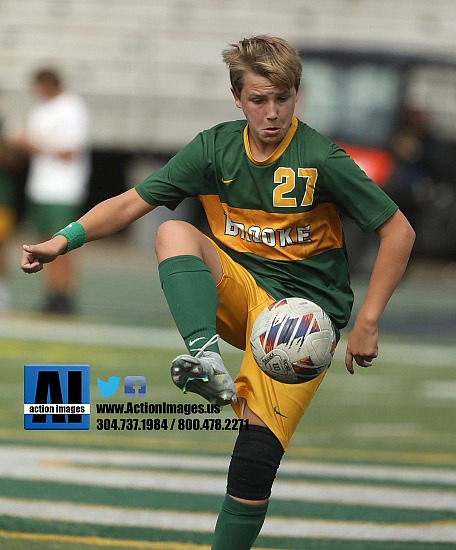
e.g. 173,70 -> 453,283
171,350 -> 237,406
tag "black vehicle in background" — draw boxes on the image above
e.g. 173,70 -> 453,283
299,48 -> 456,268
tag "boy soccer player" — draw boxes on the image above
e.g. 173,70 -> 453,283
21,36 -> 415,549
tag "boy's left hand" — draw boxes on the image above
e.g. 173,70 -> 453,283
345,321 -> 378,374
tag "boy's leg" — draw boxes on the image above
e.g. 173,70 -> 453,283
156,224 -> 278,547
194,243 -> 282,549
212,404 -> 284,550
158,254 -> 220,354
155,220 -> 236,405
155,219 -> 223,351
156,227 -> 326,548
207,243 -> 330,549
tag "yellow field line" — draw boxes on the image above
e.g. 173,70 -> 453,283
0,530 -> 207,549
0,530 -> 279,550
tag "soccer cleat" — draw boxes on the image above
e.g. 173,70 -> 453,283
171,340 -> 237,406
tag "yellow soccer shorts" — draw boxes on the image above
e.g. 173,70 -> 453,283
208,238 -> 329,451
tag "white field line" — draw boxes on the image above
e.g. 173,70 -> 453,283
1,316 -> 456,365
4,446 -> 456,486
0,497 -> 455,543
0,317 -> 183,349
1,447 -> 456,511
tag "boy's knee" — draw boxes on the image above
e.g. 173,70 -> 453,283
156,220 -> 189,244
227,425 -> 284,501
155,220 -> 195,259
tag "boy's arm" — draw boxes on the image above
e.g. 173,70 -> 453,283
345,209 -> 415,373
21,188 -> 155,273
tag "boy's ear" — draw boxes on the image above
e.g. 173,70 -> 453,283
231,86 -> 242,109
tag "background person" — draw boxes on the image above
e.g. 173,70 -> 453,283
20,36 -> 415,549
11,68 -> 90,313
386,108 -> 441,233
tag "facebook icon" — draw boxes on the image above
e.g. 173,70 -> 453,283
124,376 -> 146,398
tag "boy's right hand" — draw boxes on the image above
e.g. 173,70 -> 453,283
21,236 -> 68,273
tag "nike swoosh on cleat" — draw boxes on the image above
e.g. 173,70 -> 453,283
189,337 -> 206,346
273,406 -> 287,418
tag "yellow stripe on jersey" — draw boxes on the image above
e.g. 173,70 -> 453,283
200,195 -> 343,262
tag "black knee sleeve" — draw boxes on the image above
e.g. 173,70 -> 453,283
227,425 -> 284,501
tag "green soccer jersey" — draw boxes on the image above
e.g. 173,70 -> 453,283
136,117 -> 398,329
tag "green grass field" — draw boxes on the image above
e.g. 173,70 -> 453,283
1,242 -> 456,549
1,327 -> 455,550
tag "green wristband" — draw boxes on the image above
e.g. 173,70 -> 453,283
52,221 -> 86,254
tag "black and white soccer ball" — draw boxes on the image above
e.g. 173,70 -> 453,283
250,297 -> 337,384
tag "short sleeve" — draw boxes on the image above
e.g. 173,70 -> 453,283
323,145 -> 398,232
135,133 -> 209,209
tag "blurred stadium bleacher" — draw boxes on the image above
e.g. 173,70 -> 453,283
1,0 -> 456,152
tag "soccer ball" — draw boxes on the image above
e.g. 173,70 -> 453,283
250,297 -> 336,384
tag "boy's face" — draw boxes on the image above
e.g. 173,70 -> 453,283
232,71 -> 297,157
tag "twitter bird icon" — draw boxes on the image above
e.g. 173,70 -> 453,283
97,376 -> 121,398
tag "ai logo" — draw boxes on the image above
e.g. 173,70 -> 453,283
24,365 -> 90,430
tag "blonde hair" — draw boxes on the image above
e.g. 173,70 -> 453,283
222,35 -> 302,95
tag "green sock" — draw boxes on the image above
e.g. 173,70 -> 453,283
212,494 -> 269,550
158,255 -> 220,356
